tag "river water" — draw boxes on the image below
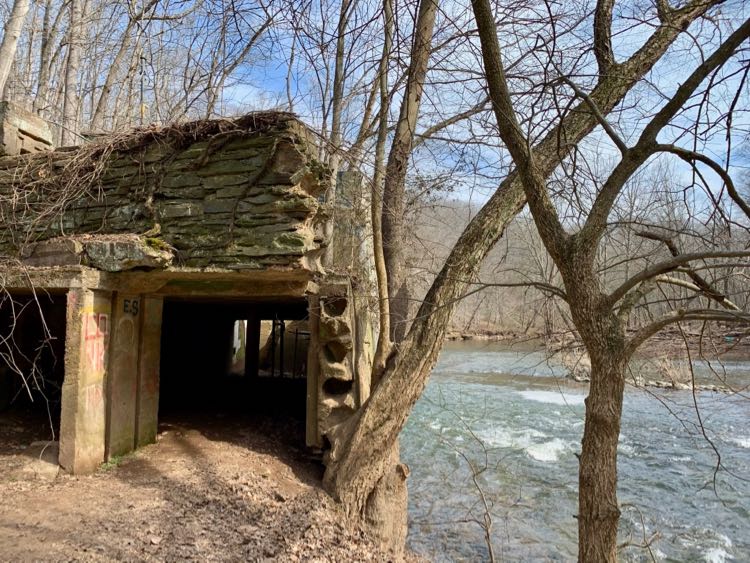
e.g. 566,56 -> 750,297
401,342 -> 750,562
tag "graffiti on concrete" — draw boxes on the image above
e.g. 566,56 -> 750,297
84,312 -> 109,372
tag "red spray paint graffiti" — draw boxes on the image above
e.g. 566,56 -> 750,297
84,313 -> 109,372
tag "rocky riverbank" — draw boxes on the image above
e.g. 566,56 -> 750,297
445,328 -> 749,392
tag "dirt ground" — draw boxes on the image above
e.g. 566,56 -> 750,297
0,410 -> 400,562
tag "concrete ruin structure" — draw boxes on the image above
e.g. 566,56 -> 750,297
0,109 -> 373,474
0,101 -> 54,157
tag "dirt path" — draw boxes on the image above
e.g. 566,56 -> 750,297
0,412 -> 394,561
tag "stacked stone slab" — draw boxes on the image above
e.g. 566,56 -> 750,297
0,113 -> 328,272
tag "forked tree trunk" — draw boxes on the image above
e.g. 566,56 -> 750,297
324,177 -> 527,550
381,0 -> 438,342
327,1 -> 721,553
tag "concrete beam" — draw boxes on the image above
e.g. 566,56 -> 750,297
0,265 -> 114,293
1,264 -> 314,300
59,289 -> 112,474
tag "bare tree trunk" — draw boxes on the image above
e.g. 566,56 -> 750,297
33,0 -> 62,115
325,174 -> 527,549
89,23 -> 134,131
328,0 -> 351,169
578,342 -> 626,562
89,0 -> 170,131
321,0 -> 352,268
563,273 -> 628,562
370,0 -> 394,383
0,0 -> 32,98
381,0 -> 438,342
33,0 -> 52,113
61,0 -> 83,146
19,3 -> 38,100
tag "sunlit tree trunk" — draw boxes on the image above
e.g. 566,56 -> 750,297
0,0 -> 31,98
61,0 -> 83,145
33,0 -> 60,115
370,0 -> 394,382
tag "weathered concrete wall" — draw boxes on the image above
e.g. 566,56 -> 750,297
46,279 -> 163,471
59,288 -> 112,474
0,102 -> 54,156
329,170 -> 376,283
0,113 -> 329,273
306,295 -> 321,447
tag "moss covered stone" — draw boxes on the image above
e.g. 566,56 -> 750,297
0,112 -> 331,272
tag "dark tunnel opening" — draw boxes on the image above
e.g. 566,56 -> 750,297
0,291 -> 67,447
158,298 -> 310,442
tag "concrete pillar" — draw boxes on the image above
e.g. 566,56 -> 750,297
135,296 -> 162,448
59,288 -> 112,474
106,294 -> 141,459
306,295 -> 321,448
245,314 -> 260,378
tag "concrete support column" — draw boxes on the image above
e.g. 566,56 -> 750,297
106,294 -> 163,458
245,314 -> 260,378
106,294 -> 141,459
136,296 -> 163,448
59,288 -> 112,474
306,295 -> 321,448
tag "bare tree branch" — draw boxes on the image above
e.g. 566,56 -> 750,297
608,250 -> 750,307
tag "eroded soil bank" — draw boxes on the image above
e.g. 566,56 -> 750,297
0,411 -> 401,561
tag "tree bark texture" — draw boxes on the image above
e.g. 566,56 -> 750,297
563,268 -> 628,563
324,174 -> 527,544
371,0 -> 395,384
578,344 -> 626,563
33,0 -> 59,115
90,19 -> 136,131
